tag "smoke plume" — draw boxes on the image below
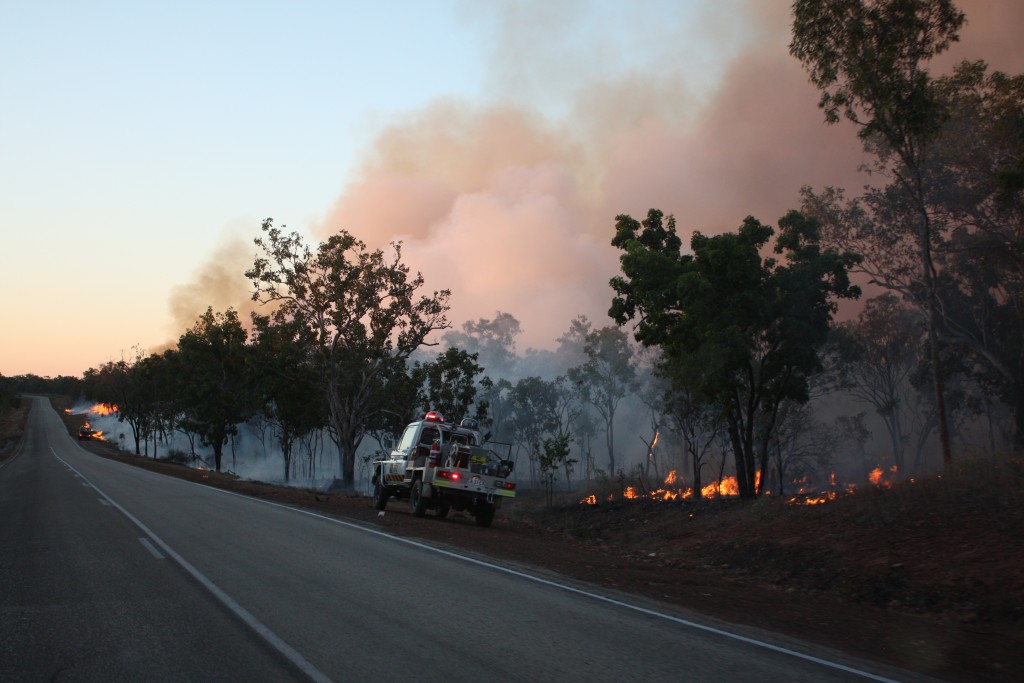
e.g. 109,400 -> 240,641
171,0 -> 1024,353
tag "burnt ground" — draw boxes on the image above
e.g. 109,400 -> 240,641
4,398 -> 1020,682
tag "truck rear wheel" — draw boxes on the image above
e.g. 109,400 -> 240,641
474,502 -> 495,527
410,479 -> 429,517
373,480 -> 389,510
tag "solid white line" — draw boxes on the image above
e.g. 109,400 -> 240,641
52,450 -> 333,683
203,485 -> 906,683
98,498 -> 111,506
138,537 -> 165,559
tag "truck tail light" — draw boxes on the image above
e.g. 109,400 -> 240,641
428,442 -> 441,467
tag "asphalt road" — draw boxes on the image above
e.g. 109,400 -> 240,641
1,398 -> 929,682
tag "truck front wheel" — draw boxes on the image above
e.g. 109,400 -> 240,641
474,502 -> 495,527
410,479 -> 429,517
373,480 -> 390,510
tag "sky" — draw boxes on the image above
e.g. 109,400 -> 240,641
2,0 -> 1022,378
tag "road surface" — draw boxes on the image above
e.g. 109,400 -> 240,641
0,397 -> 927,682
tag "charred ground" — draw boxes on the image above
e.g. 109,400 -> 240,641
3,398 -> 1018,682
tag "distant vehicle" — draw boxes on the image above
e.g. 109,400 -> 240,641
371,412 -> 516,527
78,422 -> 98,440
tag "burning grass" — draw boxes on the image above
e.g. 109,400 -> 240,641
518,453 -> 1024,624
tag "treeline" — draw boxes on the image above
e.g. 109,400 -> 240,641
80,0 -> 1022,497
0,373 -> 82,413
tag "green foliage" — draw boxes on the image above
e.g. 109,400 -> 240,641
246,219 -> 451,485
411,347 -> 487,423
250,314 -> 329,481
790,0 -> 964,144
175,307 -> 253,472
610,209 -> 861,496
82,352 -> 149,456
538,433 -> 575,507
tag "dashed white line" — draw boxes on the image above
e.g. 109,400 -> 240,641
52,449 -> 334,683
139,537 -> 165,559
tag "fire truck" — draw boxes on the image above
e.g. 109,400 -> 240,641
371,412 -> 516,527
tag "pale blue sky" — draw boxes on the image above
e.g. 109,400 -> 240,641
2,0 -> 742,376
3,1 -> 1015,378
2,1 -> 488,345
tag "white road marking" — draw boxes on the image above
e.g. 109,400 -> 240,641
98,498 -> 111,506
52,450 -> 334,683
204,485 -> 907,683
139,537 -> 165,559
55,446 -> 907,683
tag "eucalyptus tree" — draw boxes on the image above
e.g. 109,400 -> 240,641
81,349 -> 150,456
507,376 -> 561,485
566,319 -> 638,478
246,220 -> 450,486
791,0 -> 968,466
611,209 -> 861,497
411,347 -> 488,423
250,315 -> 329,482
828,294 -> 925,472
175,307 -> 253,472
442,312 -> 521,379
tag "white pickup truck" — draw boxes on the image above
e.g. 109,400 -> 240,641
371,412 -> 516,527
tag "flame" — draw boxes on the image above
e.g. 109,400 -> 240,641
623,486 -> 639,499
580,494 -> 597,505
63,408 -> 72,414
664,469 -> 677,486
90,403 -> 118,416
868,465 -> 897,488
78,421 -> 104,441
788,491 -> 838,506
702,476 -> 739,498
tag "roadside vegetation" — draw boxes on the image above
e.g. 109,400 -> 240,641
47,396 -> 1023,636
5,3 -> 1022,663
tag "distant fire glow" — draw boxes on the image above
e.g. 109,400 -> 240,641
90,403 -> 118,416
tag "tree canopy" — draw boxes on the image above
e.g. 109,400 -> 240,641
611,209 -> 861,497
246,219 -> 451,485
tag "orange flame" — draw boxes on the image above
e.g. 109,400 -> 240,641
664,469 -> 677,486
580,494 -> 597,505
788,491 -> 839,506
90,403 -> 118,416
702,476 -> 739,498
